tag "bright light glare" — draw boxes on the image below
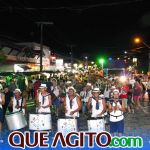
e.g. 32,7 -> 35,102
119,76 -> 127,82
134,37 -> 141,43
99,58 -> 104,64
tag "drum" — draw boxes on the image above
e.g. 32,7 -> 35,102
57,118 -> 77,136
29,113 -> 52,130
87,117 -> 105,132
5,111 -> 27,131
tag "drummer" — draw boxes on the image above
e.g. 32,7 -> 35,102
64,86 -> 81,118
87,88 -> 106,118
36,84 -> 51,113
12,89 -> 26,115
108,89 -> 125,136
0,87 -> 5,143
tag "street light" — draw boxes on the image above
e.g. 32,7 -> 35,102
134,36 -> 150,71
134,37 -> 150,49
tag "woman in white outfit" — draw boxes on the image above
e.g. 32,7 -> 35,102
36,84 -> 51,113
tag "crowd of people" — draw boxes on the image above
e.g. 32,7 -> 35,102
0,73 -> 149,143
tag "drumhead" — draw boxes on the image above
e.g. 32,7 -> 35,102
5,111 -> 23,116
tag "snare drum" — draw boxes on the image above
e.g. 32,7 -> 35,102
87,117 -> 105,132
29,113 -> 52,130
57,118 -> 77,136
5,111 -> 27,130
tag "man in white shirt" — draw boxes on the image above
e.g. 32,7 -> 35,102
12,89 -> 26,115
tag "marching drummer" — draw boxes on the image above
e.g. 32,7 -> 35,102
36,84 -> 52,113
87,88 -> 106,118
12,89 -> 26,115
0,87 -> 5,143
108,89 -> 125,136
64,86 -> 81,118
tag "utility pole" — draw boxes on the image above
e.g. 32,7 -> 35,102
70,45 -> 73,70
36,22 -> 53,72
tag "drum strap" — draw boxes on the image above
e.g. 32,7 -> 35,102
15,97 -> 24,111
92,97 -> 100,110
42,93 -> 51,105
109,113 -> 123,119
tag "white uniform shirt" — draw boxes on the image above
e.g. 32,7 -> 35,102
91,97 -> 104,118
38,93 -> 51,113
65,95 -> 79,117
13,97 -> 25,114
109,101 -> 124,122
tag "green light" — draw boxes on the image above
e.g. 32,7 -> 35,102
99,58 -> 105,64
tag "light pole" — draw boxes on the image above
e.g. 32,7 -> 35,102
134,37 -> 150,71
99,58 -> 105,76
36,22 -> 53,72
99,58 -> 104,70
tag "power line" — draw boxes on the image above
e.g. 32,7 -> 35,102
0,0 -> 144,11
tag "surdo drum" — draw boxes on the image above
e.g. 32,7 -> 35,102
29,113 -> 52,130
57,118 -> 77,136
87,117 -> 105,132
5,111 -> 27,130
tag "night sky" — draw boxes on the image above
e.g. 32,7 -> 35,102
0,0 -> 150,60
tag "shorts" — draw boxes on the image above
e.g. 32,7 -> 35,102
133,96 -> 141,100
110,119 -> 124,134
0,108 -> 3,123
122,98 -> 128,108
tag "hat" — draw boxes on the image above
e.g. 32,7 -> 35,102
14,89 -> 22,93
66,81 -> 72,84
100,94 -> 104,98
86,83 -> 92,86
68,86 -> 76,92
39,84 -> 47,88
113,89 -> 120,94
51,78 -> 57,82
92,88 -> 100,93
111,86 -> 116,89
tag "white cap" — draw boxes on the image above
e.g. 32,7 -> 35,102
39,84 -> 47,88
68,86 -> 76,92
92,88 -> 100,93
113,89 -> 120,94
51,78 -> 57,82
86,83 -> 92,86
66,81 -> 72,84
14,89 -> 22,93
111,86 -> 116,89
100,94 -> 105,98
